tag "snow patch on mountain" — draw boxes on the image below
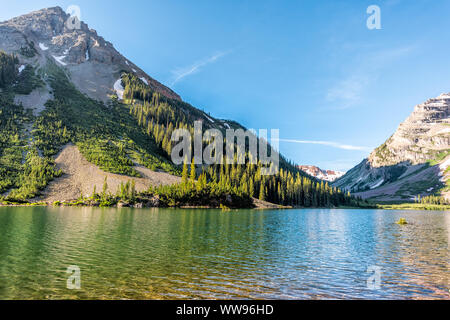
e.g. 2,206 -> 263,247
52,55 -> 67,66
140,77 -> 148,85
298,165 -> 345,182
39,42 -> 48,51
370,179 -> 384,189
440,157 -> 450,171
114,78 -> 124,100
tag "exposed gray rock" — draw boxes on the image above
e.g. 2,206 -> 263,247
0,6 -> 181,102
334,93 -> 450,201
369,93 -> 450,167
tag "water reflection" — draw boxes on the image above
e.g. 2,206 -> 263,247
0,207 -> 448,299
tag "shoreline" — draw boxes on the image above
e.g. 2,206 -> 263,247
1,201 -> 449,211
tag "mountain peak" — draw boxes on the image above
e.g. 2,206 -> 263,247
368,92 -> 449,168
0,7 -> 181,102
3,6 -> 71,39
298,165 -> 345,182
333,92 -> 449,202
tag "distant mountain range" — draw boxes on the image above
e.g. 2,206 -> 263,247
298,165 -> 345,182
333,93 -> 450,202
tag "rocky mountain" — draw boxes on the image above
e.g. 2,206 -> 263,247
0,6 -> 180,102
298,165 -> 345,182
333,93 -> 450,202
0,6 -> 245,201
1,7 -> 338,207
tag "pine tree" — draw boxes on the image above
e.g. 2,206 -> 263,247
259,184 -> 266,201
101,177 -> 108,200
190,158 -> 196,184
181,160 -> 188,185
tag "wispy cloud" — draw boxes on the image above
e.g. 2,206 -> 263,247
170,50 -> 231,86
277,138 -> 371,151
326,75 -> 369,110
325,46 -> 415,110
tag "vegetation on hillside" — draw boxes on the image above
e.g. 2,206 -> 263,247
14,65 -> 45,94
33,61 -> 180,176
2,60 -> 358,207
0,51 -> 18,88
378,203 -> 450,211
19,39 -> 37,58
53,167 -> 253,209
0,53 -> 60,200
121,73 -> 358,207
0,91 -> 28,193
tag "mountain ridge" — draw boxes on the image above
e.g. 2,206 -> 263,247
0,6 -> 181,102
0,7 -> 355,208
298,165 -> 345,182
333,92 -> 450,202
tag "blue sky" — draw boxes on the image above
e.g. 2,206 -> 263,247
2,0 -> 450,171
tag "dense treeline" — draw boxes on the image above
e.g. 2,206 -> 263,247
148,161 -> 254,208
179,160 -> 356,207
0,84 -> 60,200
123,73 -> 212,158
33,62 -> 180,175
2,62 -> 356,206
416,195 -> 449,205
60,170 -> 253,209
19,40 -> 37,58
0,51 -> 18,88
0,92 -> 27,193
121,73 -> 357,207
8,149 -> 62,200
0,50 -> 43,94
15,65 -> 45,95
61,160 -> 352,208
0,51 -> 56,200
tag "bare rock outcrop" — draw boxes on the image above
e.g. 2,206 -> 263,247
333,93 -> 450,202
0,6 -> 181,102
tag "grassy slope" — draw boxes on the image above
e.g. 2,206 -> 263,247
36,61 -> 180,176
3,60 -> 352,207
0,58 -> 61,200
2,58 -> 181,202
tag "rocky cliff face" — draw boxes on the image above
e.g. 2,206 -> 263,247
0,6 -> 180,102
333,93 -> 450,202
369,93 -> 450,167
298,165 -> 345,182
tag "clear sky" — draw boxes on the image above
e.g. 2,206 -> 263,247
2,0 -> 450,171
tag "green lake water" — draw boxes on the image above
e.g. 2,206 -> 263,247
0,207 -> 448,299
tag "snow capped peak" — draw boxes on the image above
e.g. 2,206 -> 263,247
298,165 -> 345,182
